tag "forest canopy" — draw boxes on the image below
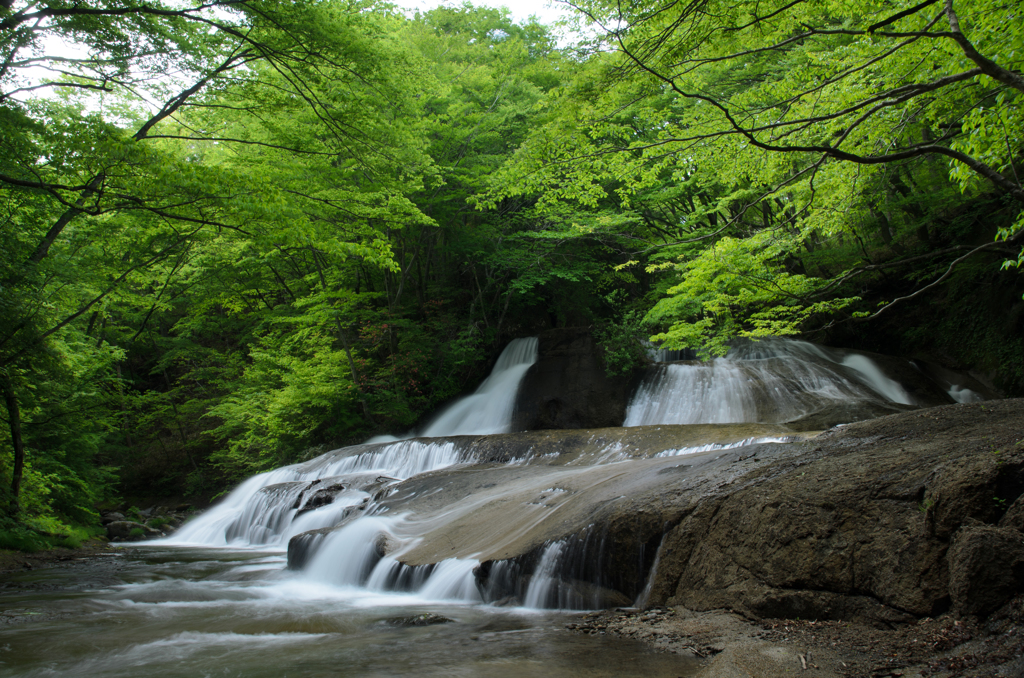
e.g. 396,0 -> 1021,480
0,0 -> 1021,542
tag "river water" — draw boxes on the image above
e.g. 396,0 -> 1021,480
0,545 -> 698,677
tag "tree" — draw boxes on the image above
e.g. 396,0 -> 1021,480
483,0 -> 1023,354
0,0 -> 423,518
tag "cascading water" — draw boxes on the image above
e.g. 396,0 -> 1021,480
171,338 -> 538,549
420,337 -> 538,437
155,335 -> 978,617
167,439 -> 468,547
625,337 -> 915,426
367,336 -> 538,443
162,338 -> 546,610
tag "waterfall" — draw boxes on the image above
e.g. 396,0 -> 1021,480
624,338 -> 916,427
420,337 -> 538,437
159,335 -> 972,613
168,338 -> 537,548
366,337 -> 538,443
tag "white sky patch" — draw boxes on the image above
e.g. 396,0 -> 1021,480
395,0 -> 576,26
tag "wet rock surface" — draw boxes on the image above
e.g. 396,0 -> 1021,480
375,399 -> 1024,625
382,612 -> 454,627
644,400 -> 1024,623
512,327 -> 640,431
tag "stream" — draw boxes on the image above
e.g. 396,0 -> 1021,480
0,546 -> 698,677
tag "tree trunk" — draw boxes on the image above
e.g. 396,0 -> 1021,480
1,371 -> 25,516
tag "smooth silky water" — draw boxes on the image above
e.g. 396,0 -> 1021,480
0,545 -> 698,678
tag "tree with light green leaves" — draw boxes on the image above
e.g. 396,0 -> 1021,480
485,0 -> 1023,355
0,0 -> 428,523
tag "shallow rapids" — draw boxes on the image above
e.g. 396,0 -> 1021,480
0,547 -> 700,678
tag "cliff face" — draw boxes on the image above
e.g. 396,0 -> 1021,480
511,327 -> 639,431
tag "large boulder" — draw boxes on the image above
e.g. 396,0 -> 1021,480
947,523 -> 1024,616
512,327 -> 641,431
647,400 -> 1024,622
106,520 -> 162,541
413,400 -> 1024,621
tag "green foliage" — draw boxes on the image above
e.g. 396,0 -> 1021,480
0,517 -> 96,552
646,235 -> 861,357
594,291 -> 650,376
485,0 -> 1024,352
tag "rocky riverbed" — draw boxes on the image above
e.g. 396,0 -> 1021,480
566,599 -> 1024,677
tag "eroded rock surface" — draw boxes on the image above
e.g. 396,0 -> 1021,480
649,400 -> 1024,622
429,401 -> 1023,620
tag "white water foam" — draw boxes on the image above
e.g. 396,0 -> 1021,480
165,441 -> 467,548
625,338 -> 916,426
948,384 -> 984,403
653,436 -> 793,458
366,337 -> 539,442
523,541 -> 565,609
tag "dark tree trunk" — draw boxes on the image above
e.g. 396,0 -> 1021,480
1,371 -> 25,516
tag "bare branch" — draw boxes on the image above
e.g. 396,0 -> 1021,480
868,0 -> 942,32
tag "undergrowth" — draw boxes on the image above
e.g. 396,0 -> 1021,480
0,518 -> 104,553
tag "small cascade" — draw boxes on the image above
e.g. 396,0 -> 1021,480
300,519 -> 482,602
523,541 -> 566,608
420,336 -> 538,437
625,338 -> 918,427
469,525 -> 647,611
368,337 -> 539,443
839,354 -> 913,405
624,359 -> 758,425
949,384 -> 984,403
303,517 -> 398,587
166,439 -> 470,547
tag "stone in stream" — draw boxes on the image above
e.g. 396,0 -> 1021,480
106,521 -> 162,541
295,482 -> 347,516
382,613 -> 454,627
